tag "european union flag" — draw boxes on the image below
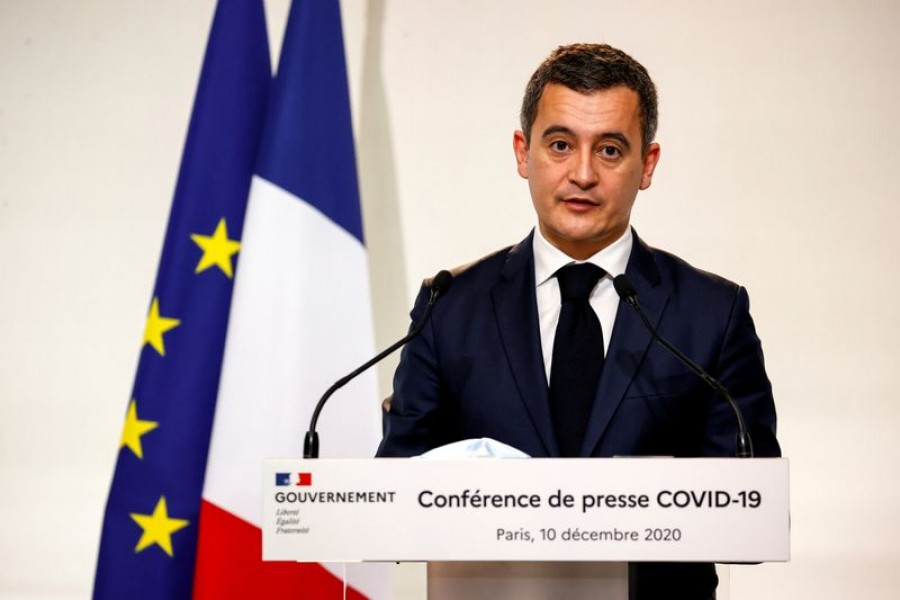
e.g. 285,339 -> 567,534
93,1 -> 271,597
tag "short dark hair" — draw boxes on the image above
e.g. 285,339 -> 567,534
520,43 -> 658,153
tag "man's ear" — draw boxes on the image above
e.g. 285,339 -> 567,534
639,142 -> 661,190
513,130 -> 529,179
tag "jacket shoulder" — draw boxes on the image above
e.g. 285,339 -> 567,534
647,244 -> 742,296
422,237 -> 528,294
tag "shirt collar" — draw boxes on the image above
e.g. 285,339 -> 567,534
533,226 -> 633,287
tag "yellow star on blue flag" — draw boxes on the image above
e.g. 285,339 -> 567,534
191,218 -> 241,278
142,298 -> 180,356
119,399 -> 158,459
130,496 -> 190,557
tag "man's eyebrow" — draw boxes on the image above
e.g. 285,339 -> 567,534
540,125 -> 575,139
598,132 -> 631,151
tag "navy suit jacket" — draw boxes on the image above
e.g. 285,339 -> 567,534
378,229 -> 779,460
376,229 -> 780,599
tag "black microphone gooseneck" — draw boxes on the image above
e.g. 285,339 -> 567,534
612,275 -> 754,458
303,270 -> 454,459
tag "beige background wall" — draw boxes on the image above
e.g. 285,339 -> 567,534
1,0 -> 898,597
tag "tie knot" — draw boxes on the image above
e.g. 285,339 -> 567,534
556,263 -> 605,302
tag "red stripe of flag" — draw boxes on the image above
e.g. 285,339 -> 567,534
192,501 -> 365,599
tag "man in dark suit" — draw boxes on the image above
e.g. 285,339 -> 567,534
377,43 -> 779,599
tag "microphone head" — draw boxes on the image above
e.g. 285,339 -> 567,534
431,269 -> 453,298
612,274 -> 638,303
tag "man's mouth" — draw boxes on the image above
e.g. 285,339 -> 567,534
561,197 -> 599,207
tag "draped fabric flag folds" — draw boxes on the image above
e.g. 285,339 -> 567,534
94,1 -> 387,597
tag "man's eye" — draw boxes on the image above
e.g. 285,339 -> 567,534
550,141 -> 569,152
600,146 -> 621,158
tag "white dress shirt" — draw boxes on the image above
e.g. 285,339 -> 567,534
533,226 -> 633,383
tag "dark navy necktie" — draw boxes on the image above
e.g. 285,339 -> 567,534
549,263 -> 605,457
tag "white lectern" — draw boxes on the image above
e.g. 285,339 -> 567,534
262,458 -> 789,598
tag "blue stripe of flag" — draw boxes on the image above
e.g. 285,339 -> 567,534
255,0 -> 365,244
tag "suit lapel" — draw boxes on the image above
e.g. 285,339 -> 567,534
491,233 -> 559,456
581,230 -> 670,456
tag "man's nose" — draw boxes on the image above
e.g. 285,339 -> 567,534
568,150 -> 598,189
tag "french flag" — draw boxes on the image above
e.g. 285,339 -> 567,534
195,0 -> 387,597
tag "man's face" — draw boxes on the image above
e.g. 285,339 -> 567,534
514,84 -> 660,260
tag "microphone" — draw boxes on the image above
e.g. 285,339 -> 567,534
612,274 -> 754,458
303,270 -> 454,458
